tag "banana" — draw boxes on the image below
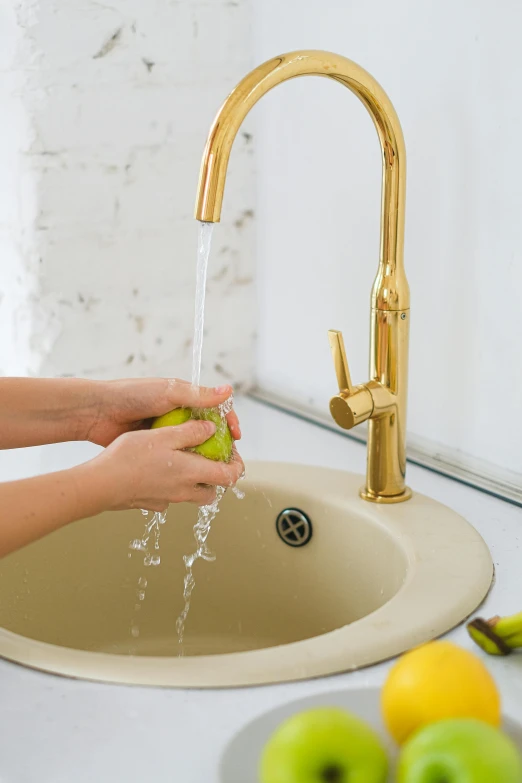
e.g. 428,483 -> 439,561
467,611 -> 522,656
493,611 -> 522,646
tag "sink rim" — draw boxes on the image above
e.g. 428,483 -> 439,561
0,462 -> 493,688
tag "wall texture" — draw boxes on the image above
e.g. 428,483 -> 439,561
0,0 -> 256,389
252,0 -> 522,477
3,0 -> 520,483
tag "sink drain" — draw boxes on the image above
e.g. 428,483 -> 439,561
275,508 -> 313,548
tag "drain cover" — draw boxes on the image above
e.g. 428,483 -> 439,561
275,508 -> 313,548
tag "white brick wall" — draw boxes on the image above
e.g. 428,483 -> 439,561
0,0 -> 256,389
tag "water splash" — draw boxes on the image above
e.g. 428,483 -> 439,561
128,511 -> 165,640
129,221 -> 214,640
192,222 -> 214,387
232,485 -> 245,500
127,220 -> 245,650
129,509 -> 166,567
175,395 -> 240,651
175,485 -> 226,648
175,225 -> 232,650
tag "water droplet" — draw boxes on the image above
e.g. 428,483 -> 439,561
219,395 -> 234,415
129,539 -> 147,552
131,626 -> 140,638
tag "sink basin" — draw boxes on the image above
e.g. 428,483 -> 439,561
0,462 -> 493,687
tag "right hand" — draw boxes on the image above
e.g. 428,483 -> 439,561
91,419 -> 244,512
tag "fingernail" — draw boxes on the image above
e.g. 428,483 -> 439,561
214,385 -> 231,394
204,421 -> 217,434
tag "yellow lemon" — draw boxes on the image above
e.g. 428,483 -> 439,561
381,641 -> 501,745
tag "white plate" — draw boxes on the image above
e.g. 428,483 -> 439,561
219,687 -> 522,782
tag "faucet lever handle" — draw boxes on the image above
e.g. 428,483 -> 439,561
328,329 -> 374,431
328,329 -> 353,393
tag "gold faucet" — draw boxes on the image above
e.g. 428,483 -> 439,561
195,50 -> 411,504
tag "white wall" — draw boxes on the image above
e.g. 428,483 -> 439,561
252,0 -> 522,476
0,0 -> 256,390
0,4 -> 40,376
2,0 -> 520,480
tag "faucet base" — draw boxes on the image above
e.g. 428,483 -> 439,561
360,486 -> 413,504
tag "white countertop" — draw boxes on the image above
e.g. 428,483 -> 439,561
0,397 -> 521,783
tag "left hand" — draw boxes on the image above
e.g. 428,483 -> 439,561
84,379 -> 241,447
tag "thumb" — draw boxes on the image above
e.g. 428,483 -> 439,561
166,380 -> 232,410
163,419 -> 216,450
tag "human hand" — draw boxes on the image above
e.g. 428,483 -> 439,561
83,379 -> 241,447
91,419 -> 244,512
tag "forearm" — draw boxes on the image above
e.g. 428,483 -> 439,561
0,461 -> 108,558
0,378 -> 100,449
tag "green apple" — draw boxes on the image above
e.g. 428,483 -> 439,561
151,406 -> 233,462
397,718 -> 522,783
191,407 -> 233,462
151,407 -> 192,428
260,707 -> 388,783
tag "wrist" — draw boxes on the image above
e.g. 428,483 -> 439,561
77,380 -> 111,443
68,456 -> 114,517
39,377 -> 105,443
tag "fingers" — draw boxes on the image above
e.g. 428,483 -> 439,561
183,448 -> 245,488
165,379 -> 241,438
226,409 -> 241,440
157,419 -> 216,450
166,379 -> 233,410
187,484 -> 217,506
227,447 -> 245,484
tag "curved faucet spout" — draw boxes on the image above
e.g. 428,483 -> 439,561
195,51 -> 412,503
195,50 -> 409,311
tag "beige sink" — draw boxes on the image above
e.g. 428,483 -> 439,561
0,462 -> 492,688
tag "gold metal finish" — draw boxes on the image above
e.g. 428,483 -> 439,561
194,50 -> 411,503
328,330 -> 374,430
328,330 -> 352,394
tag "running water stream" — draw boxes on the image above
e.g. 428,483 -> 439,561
128,221 -> 243,651
191,221 -> 213,387
176,221 -> 237,650
175,222 -> 216,646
